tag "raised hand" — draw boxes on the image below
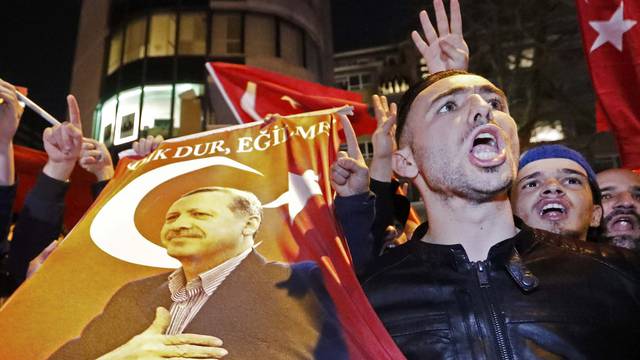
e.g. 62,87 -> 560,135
132,134 -> 164,157
80,138 -> 114,181
370,95 -> 397,182
330,114 -> 369,197
0,80 -> 24,146
97,307 -> 228,360
42,95 -> 83,181
411,0 -> 469,73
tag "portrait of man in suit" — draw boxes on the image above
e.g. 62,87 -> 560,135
49,186 -> 346,359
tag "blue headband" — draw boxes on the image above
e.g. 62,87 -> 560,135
518,144 -> 601,205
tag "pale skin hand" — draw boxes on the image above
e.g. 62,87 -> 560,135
133,135 -> 164,157
42,95 -> 83,181
330,114 -> 370,197
411,0 -> 469,73
79,138 -> 114,182
0,79 -> 24,185
97,307 -> 228,360
370,95 -> 397,182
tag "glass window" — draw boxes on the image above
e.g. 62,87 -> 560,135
280,22 -> 303,66
304,35 -> 319,74
178,12 -> 206,55
148,13 -> 176,57
123,17 -> 147,64
174,83 -> 204,137
107,30 -> 123,75
114,88 -> 142,145
210,14 -> 243,55
141,85 -> 173,138
99,96 -> 118,145
245,15 -> 275,57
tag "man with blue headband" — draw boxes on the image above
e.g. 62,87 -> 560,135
511,144 -> 602,241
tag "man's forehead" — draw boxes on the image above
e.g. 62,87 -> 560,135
172,191 -> 230,208
597,169 -> 640,187
517,158 -> 587,179
418,74 -> 506,101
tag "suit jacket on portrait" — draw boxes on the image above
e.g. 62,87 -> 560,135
49,250 -> 347,359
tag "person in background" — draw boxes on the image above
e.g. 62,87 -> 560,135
597,168 -> 640,250
511,144 -> 602,241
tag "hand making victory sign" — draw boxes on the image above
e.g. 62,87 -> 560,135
411,0 -> 469,72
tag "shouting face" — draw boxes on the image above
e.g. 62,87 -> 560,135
512,158 -> 601,240
597,169 -> 640,250
397,74 -> 519,202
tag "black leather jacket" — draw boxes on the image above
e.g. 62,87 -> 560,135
336,194 -> 640,359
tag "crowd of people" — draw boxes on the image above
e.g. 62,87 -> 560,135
1,0 -> 639,358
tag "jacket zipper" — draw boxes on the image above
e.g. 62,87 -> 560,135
476,261 -> 511,360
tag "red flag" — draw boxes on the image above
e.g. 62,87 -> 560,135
575,0 -> 640,168
13,145 -> 95,230
207,62 -> 377,136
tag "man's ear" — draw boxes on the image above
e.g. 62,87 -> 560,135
590,204 -> 603,227
243,216 -> 261,237
392,147 -> 419,179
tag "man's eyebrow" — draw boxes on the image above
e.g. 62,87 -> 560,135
560,168 -> 588,178
479,84 -> 507,100
517,171 -> 541,185
430,86 -> 467,106
600,186 -> 616,193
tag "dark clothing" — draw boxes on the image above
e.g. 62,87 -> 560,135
0,184 -> 17,256
49,251 -> 347,360
0,174 -> 67,295
337,193 -> 640,360
91,179 -> 109,199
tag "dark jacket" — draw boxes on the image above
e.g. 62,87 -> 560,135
49,250 -> 347,360
337,193 -> 640,360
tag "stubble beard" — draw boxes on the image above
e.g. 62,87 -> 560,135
417,145 -> 515,203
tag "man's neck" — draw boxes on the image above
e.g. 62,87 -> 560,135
421,190 -> 517,262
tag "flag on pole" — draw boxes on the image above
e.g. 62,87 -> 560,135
206,62 -> 377,136
575,0 -> 640,168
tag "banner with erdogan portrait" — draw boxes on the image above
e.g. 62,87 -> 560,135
0,108 -> 402,359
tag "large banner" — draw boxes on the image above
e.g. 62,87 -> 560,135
575,0 -> 640,168
0,108 -> 403,359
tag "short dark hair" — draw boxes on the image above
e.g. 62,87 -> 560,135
396,70 -> 470,147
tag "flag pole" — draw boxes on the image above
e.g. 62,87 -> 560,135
15,91 -> 61,126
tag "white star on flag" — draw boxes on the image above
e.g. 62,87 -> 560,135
589,1 -> 637,53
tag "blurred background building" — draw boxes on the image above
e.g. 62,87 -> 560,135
4,0 -> 620,170
69,0 -> 332,153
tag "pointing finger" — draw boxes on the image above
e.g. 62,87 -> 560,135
450,0 -> 463,35
434,0 -> 450,36
337,114 -> 363,161
67,95 -> 82,133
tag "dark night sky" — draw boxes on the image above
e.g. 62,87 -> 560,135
0,1 -> 424,148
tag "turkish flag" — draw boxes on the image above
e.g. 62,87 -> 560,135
575,0 -> 640,168
207,62 -> 377,136
0,109 -> 402,359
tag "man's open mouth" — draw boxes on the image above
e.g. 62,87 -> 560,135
535,200 -> 569,221
468,126 -> 507,167
608,214 -> 639,232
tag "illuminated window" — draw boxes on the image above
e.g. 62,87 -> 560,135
107,30 -> 123,75
174,83 -> 204,137
114,88 -> 142,145
123,18 -> 147,64
507,47 -> 535,70
141,85 -> 173,138
280,22 -> 303,66
99,96 -> 117,145
148,13 -> 176,57
211,14 -> 243,55
529,121 -> 565,143
178,12 -> 206,55
245,15 -> 275,57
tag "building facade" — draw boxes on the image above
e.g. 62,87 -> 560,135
70,0 -> 333,151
